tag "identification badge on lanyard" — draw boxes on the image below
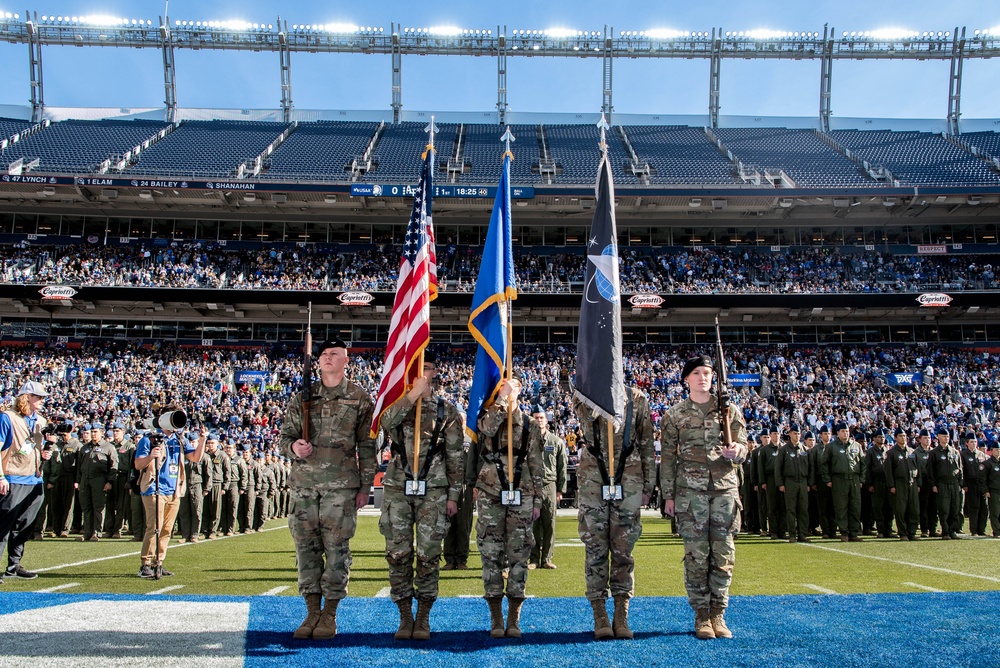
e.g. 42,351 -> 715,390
168,462 -> 179,479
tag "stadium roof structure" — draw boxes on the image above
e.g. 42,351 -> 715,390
1,11 -> 1000,133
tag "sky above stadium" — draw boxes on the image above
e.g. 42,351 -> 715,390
0,0 -> 998,121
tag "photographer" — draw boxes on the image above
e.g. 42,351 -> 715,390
133,410 -> 207,579
0,381 -> 54,582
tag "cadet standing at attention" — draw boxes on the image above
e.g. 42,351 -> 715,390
822,422 -> 866,542
574,382 -> 654,640
280,338 -> 377,641
377,352 -> 463,641
472,376 -> 543,639
529,404 -> 568,570
661,355 -> 747,640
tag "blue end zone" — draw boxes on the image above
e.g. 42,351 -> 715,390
2,591 -> 998,667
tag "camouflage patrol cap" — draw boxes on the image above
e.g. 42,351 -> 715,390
681,355 -> 713,380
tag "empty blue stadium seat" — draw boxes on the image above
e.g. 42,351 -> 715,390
128,120 -> 289,177
260,121 -> 379,181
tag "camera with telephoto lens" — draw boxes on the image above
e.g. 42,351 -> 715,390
142,410 -> 188,432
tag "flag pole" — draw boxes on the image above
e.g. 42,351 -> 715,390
596,111 -> 616,490
412,117 -> 438,479
502,126 -> 515,496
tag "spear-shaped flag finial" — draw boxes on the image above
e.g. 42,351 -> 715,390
597,112 -> 610,152
501,126 -> 515,158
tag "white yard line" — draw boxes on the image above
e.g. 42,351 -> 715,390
375,587 -> 392,598
260,586 -> 289,596
146,585 -> 185,595
35,583 -> 81,593
903,582 -> 944,593
801,584 -> 837,594
803,543 -> 1000,583
35,525 -> 287,573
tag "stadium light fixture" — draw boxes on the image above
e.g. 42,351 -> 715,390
545,27 -> 578,39
868,28 -> 918,40
745,29 -> 786,40
324,22 -> 361,33
645,28 -> 687,39
427,25 -> 462,36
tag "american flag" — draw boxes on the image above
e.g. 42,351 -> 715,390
371,147 -> 438,436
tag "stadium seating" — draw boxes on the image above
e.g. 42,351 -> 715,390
363,121 -> 457,182
260,121 -> 380,181
0,116 -> 34,141
128,120 -> 289,177
713,127 -> 874,187
0,119 -> 169,173
959,131 -> 1000,162
828,129 -> 1000,187
624,126 -> 742,185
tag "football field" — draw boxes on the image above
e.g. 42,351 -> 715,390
0,511 -> 997,667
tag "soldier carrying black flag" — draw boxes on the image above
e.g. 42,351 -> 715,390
572,115 -> 655,641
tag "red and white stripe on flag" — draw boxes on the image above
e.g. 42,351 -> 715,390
371,150 -> 437,436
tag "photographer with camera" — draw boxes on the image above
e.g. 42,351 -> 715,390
133,408 -> 207,579
0,381 -> 54,582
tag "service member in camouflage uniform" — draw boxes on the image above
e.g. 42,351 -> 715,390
103,421 -> 134,539
821,422 -> 866,542
76,423 -> 117,542
279,338 -> 377,641
377,354 -> 463,640
471,377 -> 543,639
885,427 -> 921,541
661,355 -> 747,641
574,383 -> 654,640
530,405 -> 567,570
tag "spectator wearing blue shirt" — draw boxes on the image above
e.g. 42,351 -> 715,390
0,381 -> 54,582
133,413 -> 207,579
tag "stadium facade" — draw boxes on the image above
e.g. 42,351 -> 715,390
1,14 -> 1000,349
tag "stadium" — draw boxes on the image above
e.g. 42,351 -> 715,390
1,7 -> 1000,668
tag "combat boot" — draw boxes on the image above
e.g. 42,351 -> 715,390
612,595 -> 633,639
312,598 -> 339,640
695,608 -> 716,640
393,597 -> 414,640
412,599 -> 433,640
486,596 -> 506,638
292,594 -> 322,639
506,596 -> 525,638
591,599 -> 614,640
710,605 -> 732,639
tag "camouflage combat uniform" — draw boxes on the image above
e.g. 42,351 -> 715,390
279,377 -> 377,601
378,393 -> 464,602
573,387 -> 655,602
471,398 -> 544,599
660,395 -> 747,612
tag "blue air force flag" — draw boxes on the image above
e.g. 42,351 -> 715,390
466,151 -> 517,440
574,153 -> 625,428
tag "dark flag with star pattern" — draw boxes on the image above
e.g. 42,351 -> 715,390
574,152 -> 625,428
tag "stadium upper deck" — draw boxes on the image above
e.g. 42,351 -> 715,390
3,115 -> 1000,188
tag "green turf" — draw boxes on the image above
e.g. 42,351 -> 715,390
4,515 -> 998,598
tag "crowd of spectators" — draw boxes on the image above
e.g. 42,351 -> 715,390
5,341 -> 999,465
2,242 -> 998,295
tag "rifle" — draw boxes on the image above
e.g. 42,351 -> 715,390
714,316 -> 733,447
302,302 -> 313,442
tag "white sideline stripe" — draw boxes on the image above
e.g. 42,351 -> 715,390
802,584 -> 837,595
804,543 -> 1000,583
35,583 -> 81,593
260,586 -> 289,596
903,582 -> 944,593
554,542 -> 585,548
34,525 -> 287,573
146,585 -> 185,595
375,587 -> 392,598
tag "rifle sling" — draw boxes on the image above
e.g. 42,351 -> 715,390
487,417 -> 531,490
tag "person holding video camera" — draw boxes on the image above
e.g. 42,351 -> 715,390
133,408 -> 207,579
0,381 -> 54,582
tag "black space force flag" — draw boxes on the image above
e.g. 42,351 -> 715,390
574,152 -> 625,428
